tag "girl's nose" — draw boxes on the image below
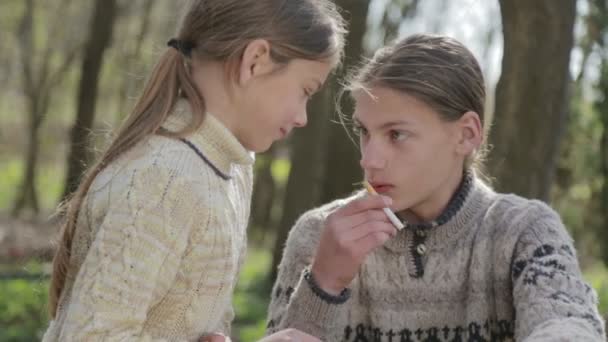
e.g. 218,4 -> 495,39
293,108 -> 308,128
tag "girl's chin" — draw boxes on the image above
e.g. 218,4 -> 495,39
245,138 -> 274,153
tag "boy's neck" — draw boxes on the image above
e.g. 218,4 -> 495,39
399,169 -> 466,224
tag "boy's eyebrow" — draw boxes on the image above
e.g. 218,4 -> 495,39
380,120 -> 413,129
353,117 -> 413,129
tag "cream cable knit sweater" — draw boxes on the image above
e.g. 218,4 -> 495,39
43,100 -> 254,341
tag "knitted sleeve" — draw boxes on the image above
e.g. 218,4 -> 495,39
511,205 -> 606,341
265,206 -> 348,340
57,165 -> 202,341
216,300 -> 235,338
216,242 -> 247,337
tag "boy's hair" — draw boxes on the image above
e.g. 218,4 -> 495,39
342,33 -> 487,170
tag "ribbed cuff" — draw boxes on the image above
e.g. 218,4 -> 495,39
281,268 -> 349,337
303,267 -> 351,304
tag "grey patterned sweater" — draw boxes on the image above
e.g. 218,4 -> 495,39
266,177 -> 605,341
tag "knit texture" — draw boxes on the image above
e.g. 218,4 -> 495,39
266,177 -> 606,341
43,100 -> 254,341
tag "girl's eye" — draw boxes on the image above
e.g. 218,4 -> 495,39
353,124 -> 368,137
390,130 -> 408,142
303,88 -> 313,99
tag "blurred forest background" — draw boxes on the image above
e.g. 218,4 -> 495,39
1,0 -> 608,341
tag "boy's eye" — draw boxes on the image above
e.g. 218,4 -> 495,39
390,130 -> 408,141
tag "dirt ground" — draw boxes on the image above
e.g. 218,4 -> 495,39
0,214 -> 60,263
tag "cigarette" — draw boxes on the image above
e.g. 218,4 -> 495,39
363,181 -> 404,230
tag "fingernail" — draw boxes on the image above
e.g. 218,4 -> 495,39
382,196 -> 392,206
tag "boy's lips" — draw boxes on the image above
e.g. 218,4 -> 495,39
369,182 -> 394,194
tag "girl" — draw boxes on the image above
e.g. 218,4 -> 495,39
267,34 -> 606,341
43,0 -> 346,341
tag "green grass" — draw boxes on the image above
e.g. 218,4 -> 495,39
0,159 -> 23,210
233,248 -> 273,341
270,158 -> 291,185
0,276 -> 49,342
584,263 -> 608,315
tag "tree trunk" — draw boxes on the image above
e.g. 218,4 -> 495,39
12,0 -> 39,217
601,113 -> 608,263
595,1 -> 608,266
250,146 -> 278,244
116,0 -> 156,120
12,99 -> 42,217
12,0 -> 83,217
62,0 -> 118,200
488,0 -> 576,201
269,88 -> 331,282
596,59 -> 608,264
320,0 -> 369,204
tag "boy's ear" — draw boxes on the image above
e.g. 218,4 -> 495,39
455,111 -> 483,156
239,39 -> 275,86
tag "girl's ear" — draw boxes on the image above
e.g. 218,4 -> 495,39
238,39 -> 275,86
455,111 -> 483,157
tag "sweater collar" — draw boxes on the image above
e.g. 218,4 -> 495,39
162,99 -> 254,177
399,170 -> 475,230
384,172 -> 495,252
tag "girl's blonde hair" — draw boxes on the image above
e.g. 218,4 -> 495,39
49,0 -> 346,318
